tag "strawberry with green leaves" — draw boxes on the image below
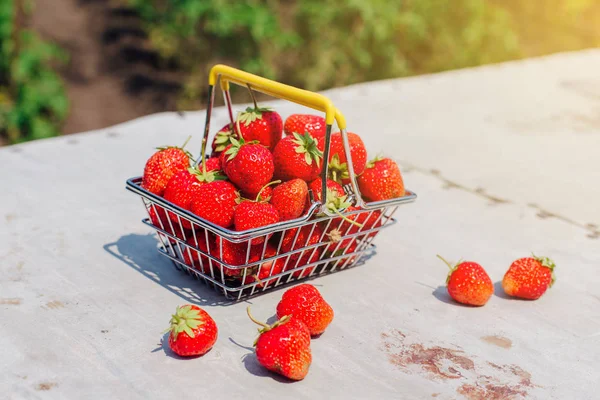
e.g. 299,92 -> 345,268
283,114 -> 326,138
166,305 -> 218,357
308,177 -> 344,202
211,123 -> 239,156
502,255 -> 556,300
164,164 -> 226,229
142,137 -> 192,195
318,132 -> 367,185
270,179 -> 309,221
247,307 -> 312,381
222,137 -> 274,199
190,180 -> 239,228
358,157 -> 405,201
236,106 -> 283,151
276,284 -> 334,336
273,132 -> 323,182
438,255 -> 494,306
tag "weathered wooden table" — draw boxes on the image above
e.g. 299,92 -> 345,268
1,50 -> 599,399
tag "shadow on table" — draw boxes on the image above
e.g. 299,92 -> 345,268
103,233 -> 233,307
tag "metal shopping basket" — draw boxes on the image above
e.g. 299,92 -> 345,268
126,65 -> 417,300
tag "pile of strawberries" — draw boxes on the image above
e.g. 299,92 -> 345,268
166,284 -> 333,381
140,106 -> 406,283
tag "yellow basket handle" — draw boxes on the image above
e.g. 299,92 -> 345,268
208,64 -> 346,130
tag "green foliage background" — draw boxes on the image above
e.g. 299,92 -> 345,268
1,0 -> 599,143
0,0 -> 69,143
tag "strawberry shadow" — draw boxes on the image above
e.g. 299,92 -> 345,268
493,281 -> 522,300
241,353 -> 296,383
431,285 -> 481,308
152,332 -> 212,360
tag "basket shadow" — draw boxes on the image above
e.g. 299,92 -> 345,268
103,233 -> 233,307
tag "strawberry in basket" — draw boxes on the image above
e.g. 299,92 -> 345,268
142,136 -> 192,196
318,132 -> 367,185
284,114 -> 326,138
222,137 -> 274,199
235,106 -> 283,151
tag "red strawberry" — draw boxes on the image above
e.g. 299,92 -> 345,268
438,255 -> 494,306
281,224 -> 324,278
242,244 -> 286,288
247,308 -> 312,381
308,178 -> 344,202
148,205 -> 188,238
234,200 -> 280,245
248,185 -> 273,202
211,123 -> 239,156
182,233 -> 213,274
329,207 -> 383,240
222,138 -> 274,199
204,157 -> 222,172
190,180 -> 239,228
323,237 -> 358,267
502,255 -> 556,300
214,237 -> 248,277
283,114 -> 326,138
273,132 -> 323,182
358,157 -> 405,201
276,284 -> 334,336
270,179 -> 309,221
142,137 -> 191,195
318,132 -> 367,184
166,305 -> 218,357
164,166 -> 226,229
236,107 -> 283,151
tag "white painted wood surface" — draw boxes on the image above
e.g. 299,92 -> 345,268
1,50 -> 599,399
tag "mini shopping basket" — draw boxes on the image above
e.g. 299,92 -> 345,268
126,65 -> 417,300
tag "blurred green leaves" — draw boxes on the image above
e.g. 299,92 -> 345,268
0,0 -> 68,143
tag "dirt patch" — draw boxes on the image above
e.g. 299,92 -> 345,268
380,330 -> 537,399
481,335 -> 512,349
45,301 -> 65,310
35,382 -> 58,391
0,298 -> 22,305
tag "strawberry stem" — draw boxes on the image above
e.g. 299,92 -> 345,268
436,254 -> 454,270
247,84 -> 259,109
254,180 -> 281,202
246,306 -> 270,330
333,208 -> 364,228
181,135 -> 192,150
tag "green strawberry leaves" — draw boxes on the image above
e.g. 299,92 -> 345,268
224,136 -> 244,161
292,132 -> 323,167
214,124 -> 236,152
188,166 -> 226,184
328,154 -> 348,182
237,106 -> 272,126
364,154 -> 384,170
166,305 -> 204,341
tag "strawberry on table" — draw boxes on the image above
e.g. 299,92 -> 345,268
437,255 -> 494,306
502,255 -> 556,300
190,180 -> 239,228
273,132 -> 323,182
358,156 -> 405,201
166,305 -> 218,357
270,179 -> 309,221
142,137 -> 192,195
247,307 -> 312,381
284,114 -> 326,138
236,106 -> 283,151
318,132 -> 367,184
222,137 -> 274,199
276,284 -> 334,336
